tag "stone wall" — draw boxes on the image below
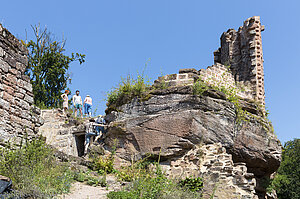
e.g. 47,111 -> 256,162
38,109 -> 86,157
199,63 -> 235,88
160,143 -> 257,199
0,24 -> 42,144
154,16 -> 265,104
153,68 -> 197,88
214,16 -> 265,104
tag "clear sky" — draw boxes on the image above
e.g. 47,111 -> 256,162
1,0 -> 299,144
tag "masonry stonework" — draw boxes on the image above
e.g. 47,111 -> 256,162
160,143 -> 258,199
38,109 -> 86,157
154,16 -> 265,105
214,16 -> 265,104
0,24 -> 42,144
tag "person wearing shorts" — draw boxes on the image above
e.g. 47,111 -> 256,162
72,90 -> 83,118
83,95 -> 93,117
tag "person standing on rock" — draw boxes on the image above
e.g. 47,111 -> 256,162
72,90 -> 83,118
61,90 -> 69,115
83,95 -> 93,117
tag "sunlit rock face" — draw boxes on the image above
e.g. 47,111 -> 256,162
105,86 -> 281,199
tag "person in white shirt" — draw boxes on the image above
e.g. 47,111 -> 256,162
83,95 -> 93,117
72,90 -> 83,118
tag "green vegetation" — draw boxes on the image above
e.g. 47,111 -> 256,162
89,153 -> 115,175
25,24 -> 85,108
271,139 -> 300,199
192,77 -> 249,125
115,155 -> 158,182
192,72 -> 272,130
192,79 -> 209,96
73,170 -> 107,187
88,140 -> 117,175
0,136 -> 73,198
107,153 -> 202,199
106,72 -> 151,112
179,177 -> 203,192
108,166 -> 202,199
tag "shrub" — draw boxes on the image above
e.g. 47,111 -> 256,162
116,156 -> 155,182
0,136 -> 73,198
106,72 -> 151,111
89,140 -> 117,174
108,175 -> 202,199
193,79 -> 209,96
90,154 -> 115,174
108,174 -> 169,199
179,177 -> 203,192
109,161 -> 202,199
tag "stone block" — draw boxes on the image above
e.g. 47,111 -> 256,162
178,74 -> 187,79
23,81 -> 32,92
166,74 -> 177,80
15,92 -> 24,99
2,92 -> 14,103
4,54 -> 17,68
24,94 -> 34,104
179,68 -> 198,74
0,60 -> 9,73
6,73 -> 17,85
4,85 -> 14,95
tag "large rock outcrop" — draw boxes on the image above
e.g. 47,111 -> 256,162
104,86 -> 281,198
105,87 -> 280,174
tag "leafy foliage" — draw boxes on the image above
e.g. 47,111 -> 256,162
192,73 -> 271,129
192,79 -> 209,96
108,172 -> 202,199
89,140 -> 117,174
116,155 -> 156,182
179,177 -> 203,192
25,24 -> 85,108
272,139 -> 300,199
90,154 -> 115,175
0,136 -> 73,198
108,157 -> 202,199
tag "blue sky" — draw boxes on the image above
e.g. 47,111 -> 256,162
1,0 -> 299,144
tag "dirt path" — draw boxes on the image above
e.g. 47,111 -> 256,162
60,182 -> 109,199
59,175 -> 122,199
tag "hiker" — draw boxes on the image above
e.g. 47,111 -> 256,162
83,95 -> 93,117
94,115 -> 106,142
61,90 -> 69,115
72,90 -> 83,118
84,118 -> 106,154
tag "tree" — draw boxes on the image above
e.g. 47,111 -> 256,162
273,139 -> 300,199
25,24 -> 85,108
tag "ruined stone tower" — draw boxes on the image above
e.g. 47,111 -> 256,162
214,16 -> 265,104
154,16 -> 266,105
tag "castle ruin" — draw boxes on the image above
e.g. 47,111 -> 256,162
0,24 -> 42,145
156,16 -> 265,105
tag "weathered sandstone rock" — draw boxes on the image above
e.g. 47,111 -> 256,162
104,86 -> 281,198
